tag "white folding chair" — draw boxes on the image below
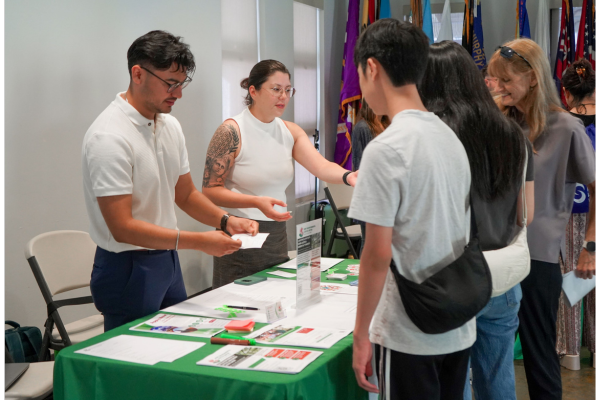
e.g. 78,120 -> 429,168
5,361 -> 54,400
323,183 -> 361,259
25,230 -> 104,361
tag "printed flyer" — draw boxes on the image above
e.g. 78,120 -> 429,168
197,345 -> 323,374
130,313 -> 228,338
248,324 -> 352,349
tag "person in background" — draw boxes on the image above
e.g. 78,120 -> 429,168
351,99 -> 389,256
83,31 -> 258,331
482,65 -> 499,94
203,59 -> 358,288
418,40 -> 534,400
350,20 -> 473,399
488,39 -> 595,400
556,58 -> 596,368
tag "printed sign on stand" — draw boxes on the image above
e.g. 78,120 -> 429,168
295,219 -> 322,309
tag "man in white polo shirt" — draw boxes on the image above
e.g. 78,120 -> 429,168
83,30 -> 258,331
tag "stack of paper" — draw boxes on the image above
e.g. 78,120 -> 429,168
75,335 -> 204,365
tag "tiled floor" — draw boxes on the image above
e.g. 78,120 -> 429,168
514,347 -> 595,400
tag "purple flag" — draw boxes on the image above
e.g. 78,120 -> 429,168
334,0 -> 361,170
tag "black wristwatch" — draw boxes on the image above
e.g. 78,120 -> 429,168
220,214 -> 231,236
583,240 -> 596,253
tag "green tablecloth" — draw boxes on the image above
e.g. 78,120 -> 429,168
54,259 -> 366,400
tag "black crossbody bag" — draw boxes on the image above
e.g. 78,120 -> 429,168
390,195 -> 492,334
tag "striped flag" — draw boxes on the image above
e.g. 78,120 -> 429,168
334,0 -> 361,169
575,0 -> 595,69
554,0 -> 576,107
462,0 -> 486,69
516,0 -> 531,38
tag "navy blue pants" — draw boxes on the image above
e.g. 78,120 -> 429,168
90,247 -> 187,332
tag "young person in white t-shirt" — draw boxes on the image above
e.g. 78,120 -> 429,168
82,31 -> 258,331
348,20 -> 473,399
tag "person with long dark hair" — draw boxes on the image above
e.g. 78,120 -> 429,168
556,58 -> 596,368
488,38 -> 595,400
203,59 -> 358,288
418,40 -> 534,400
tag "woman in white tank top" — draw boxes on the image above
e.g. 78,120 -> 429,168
203,60 -> 358,288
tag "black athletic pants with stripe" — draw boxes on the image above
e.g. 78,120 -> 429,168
374,344 -> 470,400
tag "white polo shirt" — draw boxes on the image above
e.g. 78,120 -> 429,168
82,92 -> 190,253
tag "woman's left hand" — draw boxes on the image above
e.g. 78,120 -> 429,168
347,171 -> 358,187
575,249 -> 596,279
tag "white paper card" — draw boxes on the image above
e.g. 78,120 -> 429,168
562,271 -> 596,307
267,270 -> 297,278
265,300 -> 287,323
197,345 -> 322,374
75,335 -> 204,365
231,233 -> 270,249
248,324 -> 352,349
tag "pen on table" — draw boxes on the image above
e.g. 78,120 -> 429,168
225,305 -> 259,311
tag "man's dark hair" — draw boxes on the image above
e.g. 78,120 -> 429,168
127,30 -> 196,77
354,19 -> 430,87
418,41 -> 526,201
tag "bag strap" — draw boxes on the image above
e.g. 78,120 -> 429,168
469,190 -> 479,240
520,143 -> 529,227
22,328 -> 41,359
5,320 -> 20,329
5,330 -> 26,363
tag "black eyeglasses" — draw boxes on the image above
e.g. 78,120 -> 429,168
140,66 -> 192,93
497,46 -> 532,69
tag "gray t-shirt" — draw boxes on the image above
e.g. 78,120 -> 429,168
474,140 -> 534,251
349,110 -> 475,356
525,112 -> 595,263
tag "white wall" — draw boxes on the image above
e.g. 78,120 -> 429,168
5,0 -> 223,330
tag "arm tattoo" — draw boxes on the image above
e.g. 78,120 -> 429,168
203,124 -> 239,188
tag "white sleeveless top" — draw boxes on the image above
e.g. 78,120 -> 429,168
224,107 -> 295,221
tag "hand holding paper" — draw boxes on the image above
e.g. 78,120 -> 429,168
231,233 -> 270,249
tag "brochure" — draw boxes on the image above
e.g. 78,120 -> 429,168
197,345 -> 323,374
130,313 -> 228,338
295,219 -> 322,308
247,324 -> 352,349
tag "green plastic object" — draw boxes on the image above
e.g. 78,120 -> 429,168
220,333 -> 257,345
215,305 -> 242,318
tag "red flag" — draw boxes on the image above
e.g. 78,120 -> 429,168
575,0 -> 595,69
554,0 -> 576,107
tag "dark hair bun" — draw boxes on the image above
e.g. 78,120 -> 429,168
240,77 -> 250,90
572,58 -> 593,79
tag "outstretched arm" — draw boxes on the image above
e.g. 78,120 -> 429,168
287,121 -> 358,186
